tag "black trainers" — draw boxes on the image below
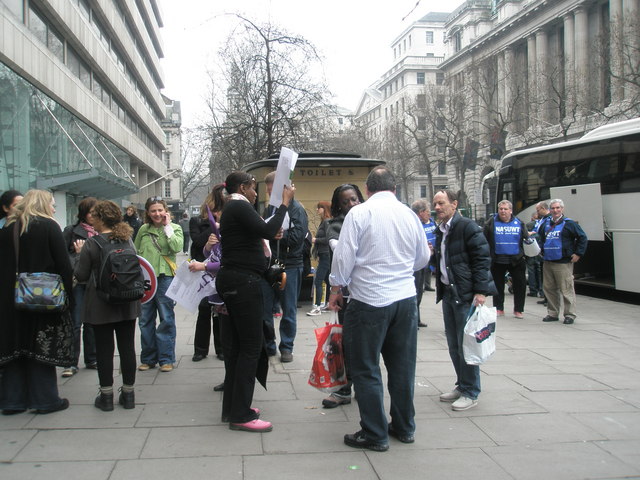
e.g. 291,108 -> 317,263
542,315 -> 559,322
388,424 -> 415,444
563,317 -> 575,324
344,430 -> 389,452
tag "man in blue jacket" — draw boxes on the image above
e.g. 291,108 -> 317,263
537,199 -> 588,325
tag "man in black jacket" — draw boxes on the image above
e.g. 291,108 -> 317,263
263,172 -> 308,363
433,190 -> 494,411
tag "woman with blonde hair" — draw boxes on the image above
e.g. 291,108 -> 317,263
74,200 -> 141,411
0,189 -> 73,415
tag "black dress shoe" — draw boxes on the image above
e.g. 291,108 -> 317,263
537,299 -> 547,305
424,287 -> 435,291
2,409 -> 26,415
344,430 -> 389,452
213,382 -> 224,392
192,353 -> 206,362
388,424 -> 415,444
36,398 -> 69,414
563,317 -> 575,325
94,392 -> 114,412
85,362 -> 98,370
542,315 -> 559,322
418,321 -> 428,328
118,389 -> 135,409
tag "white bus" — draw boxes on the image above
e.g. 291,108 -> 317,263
483,117 -> 640,293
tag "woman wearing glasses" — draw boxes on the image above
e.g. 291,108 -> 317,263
134,197 -> 183,372
216,172 -> 294,432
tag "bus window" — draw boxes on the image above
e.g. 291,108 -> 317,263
620,153 -> 640,192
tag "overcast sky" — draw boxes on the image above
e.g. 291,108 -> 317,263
158,0 -> 464,128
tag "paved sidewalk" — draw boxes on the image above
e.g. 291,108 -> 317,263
2,268 -> 640,479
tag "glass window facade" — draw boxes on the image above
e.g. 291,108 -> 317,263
0,62 -> 137,200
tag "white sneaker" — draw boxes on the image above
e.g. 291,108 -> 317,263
451,395 -> 478,411
439,389 -> 461,402
306,306 -> 322,316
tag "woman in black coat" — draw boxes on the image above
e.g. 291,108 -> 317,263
61,197 -> 98,376
0,190 -> 73,415
75,200 -> 141,412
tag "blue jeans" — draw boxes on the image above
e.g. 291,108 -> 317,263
527,256 -> 543,294
68,283 -> 96,367
343,296 -> 418,444
139,276 -> 176,366
278,266 -> 302,353
441,287 -> 481,399
313,252 -> 330,306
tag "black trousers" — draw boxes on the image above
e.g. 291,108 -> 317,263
491,259 -> 527,313
92,320 -> 137,388
216,268 -> 267,424
193,297 -> 221,356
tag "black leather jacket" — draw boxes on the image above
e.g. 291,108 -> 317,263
435,212 -> 495,304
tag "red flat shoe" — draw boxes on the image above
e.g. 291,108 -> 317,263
229,419 -> 273,432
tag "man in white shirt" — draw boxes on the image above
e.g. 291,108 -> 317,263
328,166 -> 430,452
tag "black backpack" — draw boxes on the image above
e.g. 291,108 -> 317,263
94,235 -> 145,303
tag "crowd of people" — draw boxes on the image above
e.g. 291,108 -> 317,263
0,171 -> 588,448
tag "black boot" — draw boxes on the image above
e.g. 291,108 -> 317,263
94,392 -> 114,412
118,388 -> 135,409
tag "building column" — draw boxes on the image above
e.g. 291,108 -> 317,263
535,29 -> 549,124
497,51 -> 506,116
609,0 -> 624,103
503,46 -> 515,124
527,34 -> 538,128
574,7 -> 589,112
563,13 -> 576,116
623,0 -> 640,101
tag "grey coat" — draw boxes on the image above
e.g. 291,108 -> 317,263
74,233 -> 141,325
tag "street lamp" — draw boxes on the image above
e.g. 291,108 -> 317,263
138,169 -> 181,190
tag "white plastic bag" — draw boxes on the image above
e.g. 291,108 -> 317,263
523,237 -> 541,257
463,305 -> 497,365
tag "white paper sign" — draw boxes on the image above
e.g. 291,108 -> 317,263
166,261 -> 216,313
269,147 -> 298,208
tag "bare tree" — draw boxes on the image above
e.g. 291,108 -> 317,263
201,15 -> 333,170
180,128 -> 212,205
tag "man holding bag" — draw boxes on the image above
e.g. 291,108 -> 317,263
433,190 -> 494,412
328,167 -> 429,452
